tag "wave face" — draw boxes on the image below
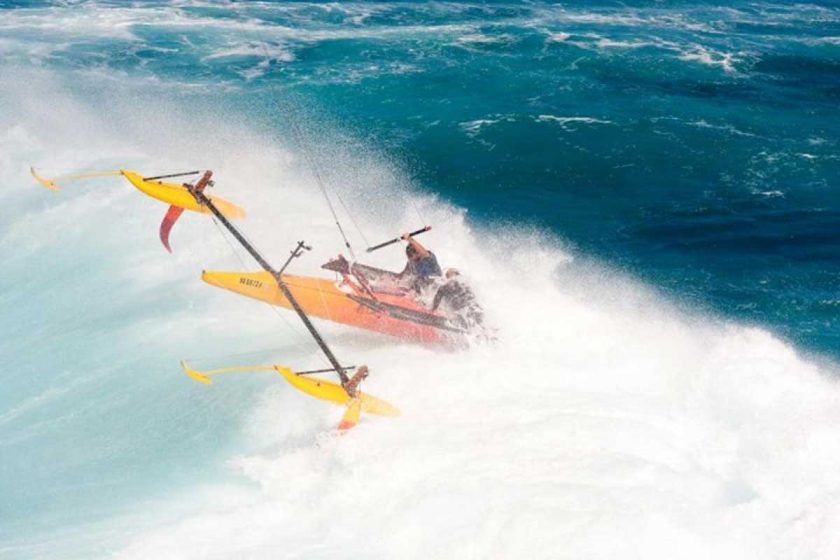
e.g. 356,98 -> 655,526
1,2 -> 839,559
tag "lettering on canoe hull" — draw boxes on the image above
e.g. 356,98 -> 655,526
239,277 -> 264,289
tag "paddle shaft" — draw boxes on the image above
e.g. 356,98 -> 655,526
366,226 -> 431,253
143,170 -> 201,181
185,172 -> 353,390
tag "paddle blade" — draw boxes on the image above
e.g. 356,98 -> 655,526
159,205 -> 185,253
338,398 -> 362,431
181,360 -> 213,385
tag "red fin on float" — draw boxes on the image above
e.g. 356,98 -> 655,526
159,205 -> 185,253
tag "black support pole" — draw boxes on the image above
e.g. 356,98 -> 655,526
366,225 -> 431,253
143,170 -> 201,181
186,172 -> 353,391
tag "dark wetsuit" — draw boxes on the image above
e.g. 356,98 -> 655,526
431,278 -> 484,329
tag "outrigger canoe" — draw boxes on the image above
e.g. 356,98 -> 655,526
32,168 -> 245,252
32,167 -> 399,430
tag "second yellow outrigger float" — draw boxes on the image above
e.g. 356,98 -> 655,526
32,167 -> 399,430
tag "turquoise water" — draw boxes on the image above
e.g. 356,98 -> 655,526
1,2 -> 839,558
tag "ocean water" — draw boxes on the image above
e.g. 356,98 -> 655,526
1,1 -> 839,558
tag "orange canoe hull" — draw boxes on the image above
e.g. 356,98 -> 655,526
202,270 -> 448,344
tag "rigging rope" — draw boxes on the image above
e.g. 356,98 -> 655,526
409,196 -> 427,229
198,7 -> 372,374
289,121 -> 358,260
334,184 -> 371,248
241,9 -> 366,261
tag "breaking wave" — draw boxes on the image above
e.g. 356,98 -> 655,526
1,66 -> 839,560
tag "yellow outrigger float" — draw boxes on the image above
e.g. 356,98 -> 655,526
32,168 -> 245,217
32,168 -> 245,252
181,362 -> 399,416
32,167 -> 399,430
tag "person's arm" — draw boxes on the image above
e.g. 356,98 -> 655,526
401,232 -> 431,258
431,285 -> 444,311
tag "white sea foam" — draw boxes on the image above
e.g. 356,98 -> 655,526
688,120 -> 756,138
552,12 -> 647,27
0,2 -> 475,56
759,190 -> 785,198
461,114 -> 612,138
201,43 -> 296,80
458,116 -> 512,137
536,115 -> 613,127
456,33 -> 512,45
0,9 -> 140,41
546,31 -> 571,43
595,38 -> 653,49
678,45 -> 740,74
113,238 -> 840,560
203,43 -> 295,63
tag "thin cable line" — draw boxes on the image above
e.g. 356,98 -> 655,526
245,10 -> 367,259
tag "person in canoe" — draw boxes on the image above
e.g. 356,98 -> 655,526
430,268 -> 484,330
399,232 -> 442,292
321,236 -> 486,335
322,232 -> 442,297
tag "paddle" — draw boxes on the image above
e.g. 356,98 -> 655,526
366,226 -> 431,253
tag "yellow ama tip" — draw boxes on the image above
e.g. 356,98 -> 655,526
31,167 -> 60,191
181,360 -> 213,385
